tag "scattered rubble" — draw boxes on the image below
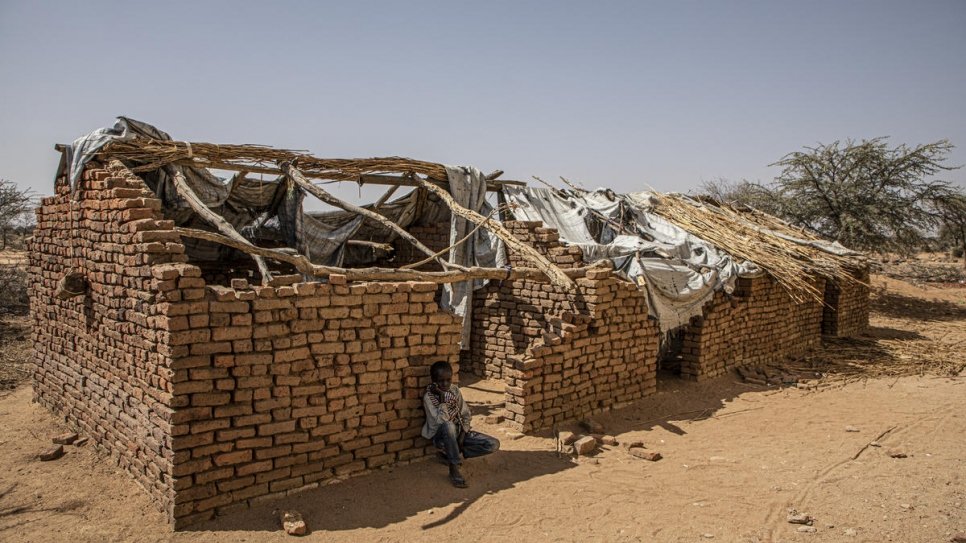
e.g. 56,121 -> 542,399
628,448 -> 662,461
280,510 -> 307,536
484,414 -> 504,424
573,436 -> 597,456
736,364 -> 807,386
787,509 -> 814,525
52,432 -> 78,445
38,445 -> 64,461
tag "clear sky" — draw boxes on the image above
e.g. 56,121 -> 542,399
1,0 -> 964,202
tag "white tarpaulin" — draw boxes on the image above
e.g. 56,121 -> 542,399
503,186 -> 761,332
441,165 -> 507,348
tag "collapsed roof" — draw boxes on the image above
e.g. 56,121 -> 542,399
58,117 -> 867,335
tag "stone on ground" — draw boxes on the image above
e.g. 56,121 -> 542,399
280,510 -> 307,536
601,435 -> 618,446
484,414 -> 504,424
572,436 -> 597,455
39,445 -> 64,461
787,509 -> 814,525
52,432 -> 78,445
628,447 -> 661,461
558,431 -> 578,446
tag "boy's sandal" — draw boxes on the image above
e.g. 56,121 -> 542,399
449,472 -> 468,488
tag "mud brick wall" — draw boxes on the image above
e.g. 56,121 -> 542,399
467,221 -> 586,380
165,277 -> 463,527
388,222 -> 451,270
30,162 -> 465,529
28,161 -> 187,522
822,265 -> 870,337
679,275 -> 826,381
468,221 -> 660,432
504,220 -> 584,269
498,272 -> 660,432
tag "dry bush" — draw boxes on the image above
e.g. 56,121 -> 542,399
0,265 -> 28,316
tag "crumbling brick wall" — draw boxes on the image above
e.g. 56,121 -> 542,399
822,265 -> 870,337
29,162 -> 465,529
28,161 -> 185,522
468,221 -> 660,432
497,272 -> 660,432
388,222 -> 451,270
679,275 -> 826,380
162,275 -> 462,527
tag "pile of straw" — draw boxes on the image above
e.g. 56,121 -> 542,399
649,193 -> 866,303
100,138 -> 449,181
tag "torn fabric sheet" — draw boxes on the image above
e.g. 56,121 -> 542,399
441,165 -> 507,348
504,186 -> 760,332
65,117 -> 171,190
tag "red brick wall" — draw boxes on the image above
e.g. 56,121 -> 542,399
822,266 -> 870,337
29,162 -> 465,529
467,221 -> 660,432
164,276 -> 462,527
680,275 -> 826,380
28,160 -> 185,521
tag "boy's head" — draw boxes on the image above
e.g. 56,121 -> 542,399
430,361 -> 454,391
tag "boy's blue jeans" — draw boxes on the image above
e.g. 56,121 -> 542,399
432,421 -> 500,465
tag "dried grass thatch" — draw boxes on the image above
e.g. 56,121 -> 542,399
649,193 -> 866,303
100,138 -> 449,181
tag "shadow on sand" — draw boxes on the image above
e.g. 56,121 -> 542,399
191,448 -> 575,534
871,288 -> 966,322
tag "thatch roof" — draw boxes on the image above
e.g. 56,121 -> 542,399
82,134 -> 867,304
647,193 -> 867,303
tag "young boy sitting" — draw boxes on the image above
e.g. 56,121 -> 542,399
421,361 -> 500,488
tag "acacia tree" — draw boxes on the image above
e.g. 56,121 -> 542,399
769,138 -> 959,252
932,189 -> 966,268
0,179 -> 34,250
699,178 -> 784,215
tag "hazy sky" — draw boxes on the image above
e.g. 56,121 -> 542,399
1,0 -> 964,202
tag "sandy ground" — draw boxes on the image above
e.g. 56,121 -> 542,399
0,276 -> 963,543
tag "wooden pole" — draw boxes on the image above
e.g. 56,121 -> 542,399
166,167 -> 273,284
174,227 -> 601,284
280,162 -> 460,272
414,177 -> 576,289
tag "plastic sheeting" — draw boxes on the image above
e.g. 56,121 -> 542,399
503,186 -> 761,333
441,165 -> 507,347
65,117 -> 363,267
63,118 -> 508,340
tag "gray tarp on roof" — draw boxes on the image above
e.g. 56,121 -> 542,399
441,165 -> 507,347
65,118 -> 506,340
66,117 -> 370,266
503,186 -> 762,333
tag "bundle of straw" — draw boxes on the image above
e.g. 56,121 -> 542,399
649,193 -> 865,303
100,139 -> 449,181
